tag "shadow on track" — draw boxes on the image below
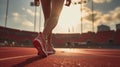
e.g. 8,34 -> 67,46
12,56 -> 45,67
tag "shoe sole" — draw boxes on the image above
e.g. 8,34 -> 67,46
48,51 -> 55,55
33,39 -> 47,57
47,49 -> 56,55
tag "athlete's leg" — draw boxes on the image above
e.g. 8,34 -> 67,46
43,0 -> 64,51
43,0 -> 64,39
42,0 -> 71,47
41,0 -> 53,49
41,0 -> 51,26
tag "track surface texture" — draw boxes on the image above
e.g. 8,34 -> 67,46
0,47 -> 120,67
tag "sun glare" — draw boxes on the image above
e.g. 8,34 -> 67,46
54,4 -> 87,33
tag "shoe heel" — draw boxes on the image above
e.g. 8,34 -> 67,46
33,40 -> 47,57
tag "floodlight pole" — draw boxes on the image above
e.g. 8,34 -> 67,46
39,2 -> 41,32
92,0 -> 94,32
80,0 -> 83,34
5,0 -> 9,27
34,6 -> 37,32
30,1 -> 38,32
78,0 -> 87,33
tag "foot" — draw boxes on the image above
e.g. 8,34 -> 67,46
47,44 -> 56,55
33,32 -> 47,57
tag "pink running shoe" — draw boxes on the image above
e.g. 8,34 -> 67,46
47,44 -> 56,55
33,32 -> 47,57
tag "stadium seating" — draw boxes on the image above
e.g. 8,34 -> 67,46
114,30 -> 120,44
0,26 -> 120,47
52,34 -> 80,47
0,26 -> 37,46
77,32 -> 95,42
92,31 -> 115,44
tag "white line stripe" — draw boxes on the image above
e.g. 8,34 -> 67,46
56,48 -> 120,58
81,52 -> 120,57
0,54 -> 36,61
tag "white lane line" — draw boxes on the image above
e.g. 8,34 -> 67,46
56,49 -> 120,58
0,54 -> 36,61
80,52 -> 120,58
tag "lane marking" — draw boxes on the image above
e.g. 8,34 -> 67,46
80,52 -> 120,58
0,54 -> 36,61
56,49 -> 120,58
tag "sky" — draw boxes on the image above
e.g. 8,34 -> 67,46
0,0 -> 120,33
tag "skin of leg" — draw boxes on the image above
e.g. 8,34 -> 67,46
43,0 -> 64,47
41,0 -> 52,46
43,0 -> 64,37
41,0 -> 51,24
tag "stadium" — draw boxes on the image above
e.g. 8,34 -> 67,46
0,25 -> 120,48
0,0 -> 120,67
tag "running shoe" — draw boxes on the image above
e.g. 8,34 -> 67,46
33,32 -> 47,57
47,44 -> 56,55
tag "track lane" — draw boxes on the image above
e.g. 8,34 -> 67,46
0,47 -> 120,67
0,47 -> 37,59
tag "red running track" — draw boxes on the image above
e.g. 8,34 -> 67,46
0,47 -> 120,67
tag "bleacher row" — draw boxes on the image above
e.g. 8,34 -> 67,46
0,26 -> 120,47
52,30 -> 120,48
0,26 -> 38,46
